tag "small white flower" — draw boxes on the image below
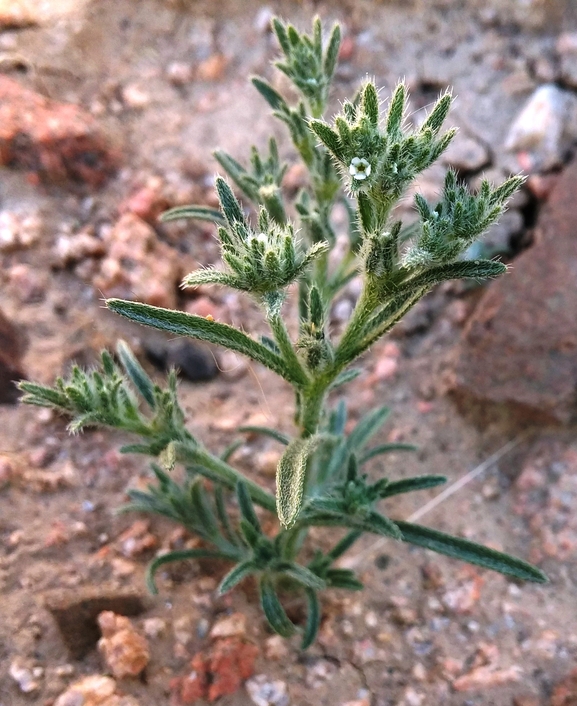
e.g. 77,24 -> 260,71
349,157 -> 371,181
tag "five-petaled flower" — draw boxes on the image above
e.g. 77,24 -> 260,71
349,157 -> 371,180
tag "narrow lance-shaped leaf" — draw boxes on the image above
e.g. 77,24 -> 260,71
302,588 -> 321,650
238,426 -> 290,446
159,205 -> 226,226
260,575 -> 297,637
146,549 -> 234,594
106,300 -> 300,385
394,521 -> 548,583
380,475 -> 446,498
359,443 -> 417,464
116,341 -> 156,409
218,560 -> 257,595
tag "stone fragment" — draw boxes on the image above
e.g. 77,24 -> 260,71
172,638 -> 259,703
447,159 -> 577,424
118,178 -> 170,224
558,33 -> 577,89
246,674 -> 289,706
9,657 -> 42,693
93,213 -> 185,309
0,0 -> 36,27
53,674 -> 140,706
54,229 -> 105,266
550,666 -> 577,705
0,76 -> 118,186
97,611 -> 150,679
0,211 -> 42,252
504,84 -> 575,171
116,520 -> 157,558
452,664 -> 522,691
143,336 -> 218,382
0,307 -> 26,403
44,587 -> 146,659
210,612 -> 247,639
441,133 -> 489,173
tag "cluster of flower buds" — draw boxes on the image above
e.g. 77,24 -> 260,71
182,178 -> 328,298
310,81 -> 456,232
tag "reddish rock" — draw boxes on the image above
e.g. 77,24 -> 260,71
0,76 -> 118,186
0,308 -> 26,403
172,638 -> 259,704
97,611 -> 150,679
447,159 -> 577,424
94,213 -> 189,309
550,667 -> 577,705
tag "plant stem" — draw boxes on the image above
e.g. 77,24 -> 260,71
177,443 -> 277,512
299,377 -> 328,437
266,306 -> 309,387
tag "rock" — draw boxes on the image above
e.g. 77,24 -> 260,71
121,84 -> 150,109
503,84 -> 575,171
441,133 -> 489,173
54,229 -> 106,266
0,0 -> 36,27
196,54 -> 228,82
166,62 -> 194,86
558,32 -> 577,89
9,657 -> 42,693
118,178 -> 170,224
0,307 -> 26,403
0,211 -> 42,252
116,520 -> 157,558
172,638 -> 259,703
53,674 -> 140,706
97,611 -> 150,679
452,664 -> 522,691
550,666 -> 577,705
8,262 -> 47,302
0,76 -> 118,186
143,337 -> 218,382
143,617 -> 166,639
246,674 -> 289,706
44,587 -> 146,659
210,612 -> 247,639
94,213 -> 185,309
447,159 -> 577,424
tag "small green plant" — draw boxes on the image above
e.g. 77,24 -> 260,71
20,17 -> 546,648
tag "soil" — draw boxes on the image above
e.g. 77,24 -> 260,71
1,1 -> 577,705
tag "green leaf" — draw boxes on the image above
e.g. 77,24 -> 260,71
146,549 -> 231,594
220,439 -> 244,462
386,82 -> 406,135
260,575 -> 297,637
159,205 -> 225,226
236,480 -> 261,533
329,369 -> 361,390
421,91 -> 452,134
309,120 -> 345,161
395,521 -> 548,583
277,436 -> 322,528
362,82 -> 380,126
359,443 -> 417,464
116,341 -> 156,409
326,530 -> 363,560
238,425 -> 290,446
215,176 -> 246,226
252,77 -> 289,112
325,567 -> 363,590
279,562 -> 326,590
381,475 -> 446,497
348,405 -> 391,452
400,259 -> 506,293
323,23 -> 341,79
302,588 -> 321,649
106,299 -> 299,385
218,560 -> 257,594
